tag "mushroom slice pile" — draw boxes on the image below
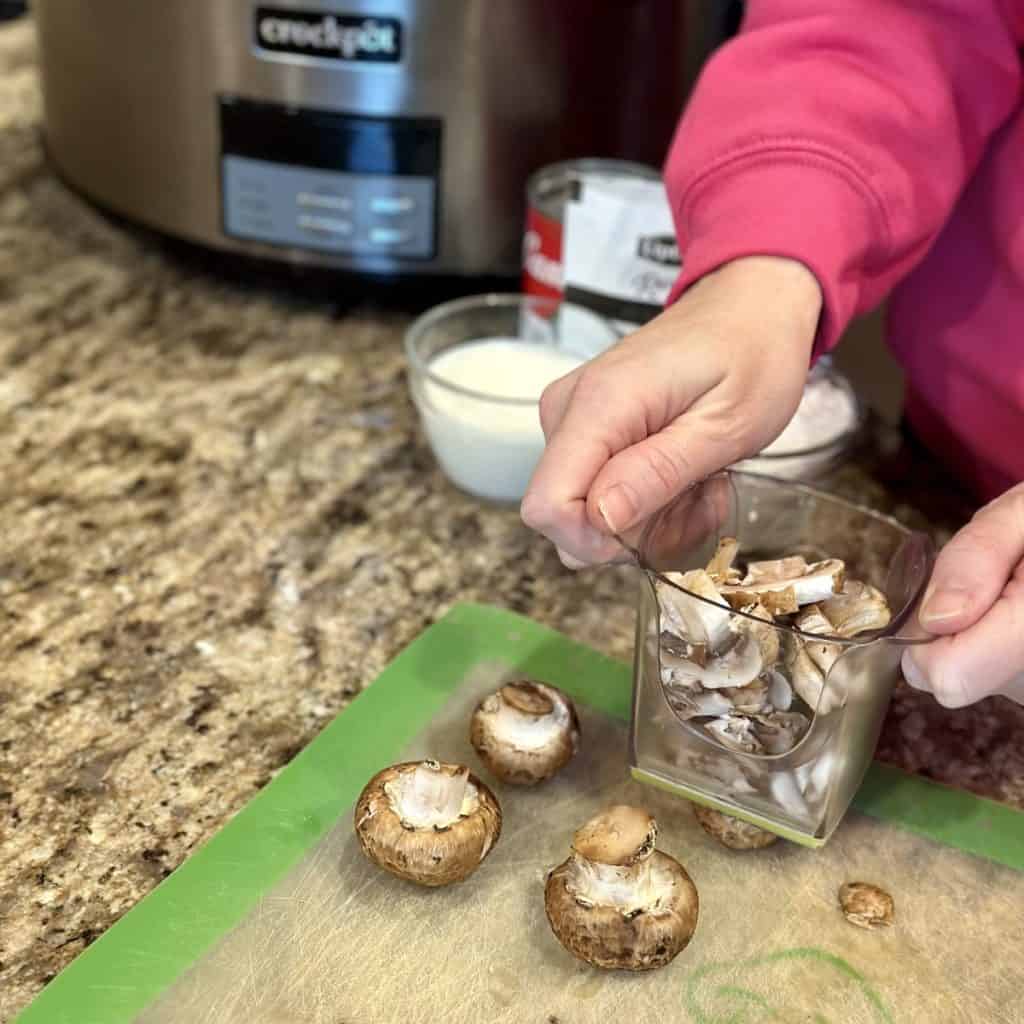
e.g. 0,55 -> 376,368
470,680 -> 580,785
653,539 -> 894,815
545,805 -> 699,971
354,759 -> 501,887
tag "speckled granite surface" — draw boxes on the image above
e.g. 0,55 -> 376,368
1,18 -> 1022,1023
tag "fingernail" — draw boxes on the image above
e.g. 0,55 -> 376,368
921,586 -> 968,625
557,547 -> 587,570
597,484 -> 639,534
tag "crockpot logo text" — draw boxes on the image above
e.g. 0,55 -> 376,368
255,8 -> 402,63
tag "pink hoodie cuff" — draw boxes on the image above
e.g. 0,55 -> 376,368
665,152 -> 884,354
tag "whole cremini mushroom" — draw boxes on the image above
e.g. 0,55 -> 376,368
354,760 -> 501,887
470,680 -> 580,785
692,804 -> 778,850
544,805 -> 699,971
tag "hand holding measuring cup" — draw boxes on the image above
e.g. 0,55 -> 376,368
902,482 -> 1024,707
520,255 -> 822,567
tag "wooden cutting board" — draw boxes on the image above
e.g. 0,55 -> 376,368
17,604 -> 1024,1024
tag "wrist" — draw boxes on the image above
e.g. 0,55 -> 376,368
707,255 -> 823,329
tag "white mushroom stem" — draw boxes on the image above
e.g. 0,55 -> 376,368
384,761 -> 478,830
564,853 -> 673,916
485,690 -> 572,752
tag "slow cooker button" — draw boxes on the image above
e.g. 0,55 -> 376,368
297,192 -> 352,212
369,195 -> 415,215
298,214 -> 353,236
369,226 -> 411,246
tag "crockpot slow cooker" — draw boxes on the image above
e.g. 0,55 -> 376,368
33,0 -> 735,280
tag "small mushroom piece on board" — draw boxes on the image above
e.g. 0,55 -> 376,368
545,806 -> 699,971
692,804 -> 778,850
470,680 -> 580,785
354,760 -> 501,887
839,882 -> 895,929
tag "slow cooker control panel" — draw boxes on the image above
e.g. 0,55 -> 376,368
219,97 -> 440,260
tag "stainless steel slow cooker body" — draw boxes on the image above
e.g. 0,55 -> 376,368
34,0 -> 728,279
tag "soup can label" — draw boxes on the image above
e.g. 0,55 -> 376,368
521,208 -> 563,301
522,159 -> 681,334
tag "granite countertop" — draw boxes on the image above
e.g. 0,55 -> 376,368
2,18 -> 1023,1022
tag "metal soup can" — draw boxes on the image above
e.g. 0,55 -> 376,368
523,158 -> 680,334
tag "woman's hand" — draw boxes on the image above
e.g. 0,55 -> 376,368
520,256 -> 823,567
903,483 -> 1024,706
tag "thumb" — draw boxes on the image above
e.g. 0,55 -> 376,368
919,484 -> 1024,635
586,417 -> 739,535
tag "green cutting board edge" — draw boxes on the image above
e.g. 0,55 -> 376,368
15,602 -> 1024,1024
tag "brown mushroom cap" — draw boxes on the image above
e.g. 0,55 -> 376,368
545,806 -> 699,971
470,679 -> 580,786
839,881 -> 895,929
353,760 -> 501,887
571,805 -> 657,866
692,804 -> 778,850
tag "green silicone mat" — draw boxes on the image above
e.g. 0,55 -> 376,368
15,603 -> 1024,1024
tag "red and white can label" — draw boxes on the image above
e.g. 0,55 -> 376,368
521,207 -> 564,301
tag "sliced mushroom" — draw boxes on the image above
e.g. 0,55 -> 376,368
354,760 -> 501,886
662,680 -> 735,720
544,806 -> 699,971
722,675 -> 771,714
661,632 -> 765,691
783,631 -> 826,711
770,770 -> 810,819
766,669 -> 794,711
839,882 -> 895,929
692,804 -> 779,850
470,680 -> 579,785
795,605 -> 843,676
751,710 -> 810,754
721,558 -> 845,612
821,581 -> 892,637
704,536 -> 740,583
704,714 -> 763,755
689,752 -> 759,795
661,599 -> 779,693
657,570 -> 733,651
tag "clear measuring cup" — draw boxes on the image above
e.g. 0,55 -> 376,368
625,470 -> 935,847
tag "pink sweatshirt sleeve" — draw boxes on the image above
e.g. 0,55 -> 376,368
664,0 -> 1022,350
